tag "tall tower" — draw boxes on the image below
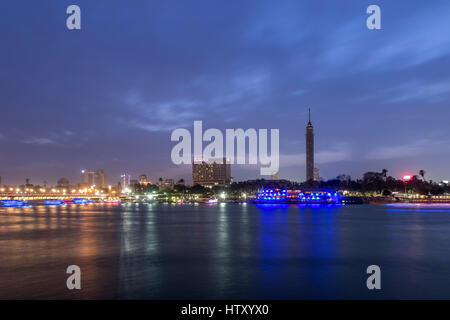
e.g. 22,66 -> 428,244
305,108 -> 314,181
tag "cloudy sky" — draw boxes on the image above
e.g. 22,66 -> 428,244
1,0 -> 450,185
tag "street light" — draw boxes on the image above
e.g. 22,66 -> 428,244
403,175 -> 412,196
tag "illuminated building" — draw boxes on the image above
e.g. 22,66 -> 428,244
271,171 -> 279,180
139,174 -> 148,184
159,179 -> 175,190
120,174 -> 131,187
305,108 -> 314,181
192,157 -> 231,187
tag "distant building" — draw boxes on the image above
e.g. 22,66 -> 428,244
305,108 -> 314,181
139,174 -> 148,185
159,179 -> 175,191
120,174 -> 131,187
81,170 -> 95,186
95,170 -> 106,188
81,169 -> 106,188
313,168 -> 320,181
57,178 -> 69,187
192,157 -> 231,187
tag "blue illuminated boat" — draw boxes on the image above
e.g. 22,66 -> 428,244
1,200 -> 29,207
253,189 -> 341,204
44,199 -> 65,205
72,198 -> 92,204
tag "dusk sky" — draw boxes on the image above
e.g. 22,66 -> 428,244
1,1 -> 450,186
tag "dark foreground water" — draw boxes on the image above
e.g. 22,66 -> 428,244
0,203 -> 449,299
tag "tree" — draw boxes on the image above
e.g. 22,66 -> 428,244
419,170 -> 426,181
158,177 -> 163,184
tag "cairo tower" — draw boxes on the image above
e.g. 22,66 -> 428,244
305,108 -> 314,181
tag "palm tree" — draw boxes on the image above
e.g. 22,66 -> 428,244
419,170 -> 426,181
158,177 -> 163,185
381,169 -> 388,180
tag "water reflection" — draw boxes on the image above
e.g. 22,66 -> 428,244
0,203 -> 449,299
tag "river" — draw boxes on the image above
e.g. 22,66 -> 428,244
0,203 -> 449,299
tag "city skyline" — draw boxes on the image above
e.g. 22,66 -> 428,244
1,1 -> 450,185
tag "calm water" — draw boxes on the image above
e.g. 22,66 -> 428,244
0,203 -> 449,299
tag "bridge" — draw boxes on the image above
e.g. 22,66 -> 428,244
0,193 -> 121,201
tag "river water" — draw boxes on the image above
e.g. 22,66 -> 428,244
0,203 -> 449,299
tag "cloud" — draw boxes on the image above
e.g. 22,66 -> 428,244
122,94 -> 202,132
365,138 -> 450,160
383,81 -> 450,104
23,137 -> 55,145
281,144 -> 353,167
122,69 -> 271,132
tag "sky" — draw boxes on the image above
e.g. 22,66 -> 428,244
1,0 -> 450,186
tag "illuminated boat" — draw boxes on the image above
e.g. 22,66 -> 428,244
72,198 -> 92,204
253,189 -> 341,204
44,199 -> 65,205
1,200 -> 29,207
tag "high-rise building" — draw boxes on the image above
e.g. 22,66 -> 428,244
57,178 -> 70,187
81,169 -> 95,186
192,157 -> 231,187
81,169 -> 106,188
120,174 -> 131,187
95,170 -> 106,188
305,108 -> 314,181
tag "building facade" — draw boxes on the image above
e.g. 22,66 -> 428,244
81,170 -> 95,186
192,157 -> 231,187
81,169 -> 106,188
94,170 -> 106,188
313,168 -> 320,182
121,174 -> 131,188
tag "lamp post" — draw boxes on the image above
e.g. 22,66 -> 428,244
403,175 -> 412,197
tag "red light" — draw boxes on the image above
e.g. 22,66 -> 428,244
403,175 -> 412,181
